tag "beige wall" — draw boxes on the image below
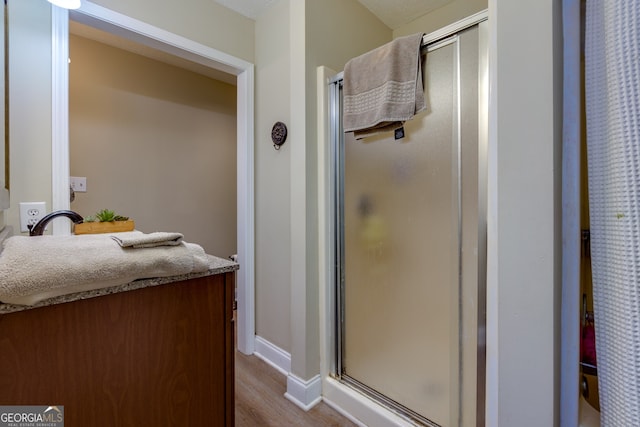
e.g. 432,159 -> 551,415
393,0 -> 487,38
254,0 -> 292,352
306,0 -> 392,72
69,35 -> 237,257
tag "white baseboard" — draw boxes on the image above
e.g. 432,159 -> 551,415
253,335 -> 322,411
322,377 -> 414,427
252,336 -> 410,423
285,373 -> 322,411
253,335 -> 291,376
322,397 -> 369,427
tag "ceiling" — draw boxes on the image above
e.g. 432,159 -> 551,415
213,0 -> 451,29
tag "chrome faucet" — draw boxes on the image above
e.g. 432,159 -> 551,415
28,210 -> 84,236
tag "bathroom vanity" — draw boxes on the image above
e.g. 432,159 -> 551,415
0,255 -> 237,427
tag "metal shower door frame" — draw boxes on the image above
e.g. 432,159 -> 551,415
328,13 -> 488,427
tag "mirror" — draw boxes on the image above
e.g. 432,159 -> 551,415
0,1 -> 8,214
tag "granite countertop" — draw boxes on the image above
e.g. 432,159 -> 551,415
0,254 -> 238,315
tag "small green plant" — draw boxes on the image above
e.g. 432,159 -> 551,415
84,209 -> 129,223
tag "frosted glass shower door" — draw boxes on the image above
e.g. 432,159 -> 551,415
337,25 -> 484,427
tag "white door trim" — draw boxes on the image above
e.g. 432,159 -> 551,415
51,6 -> 70,232
51,1 -> 256,354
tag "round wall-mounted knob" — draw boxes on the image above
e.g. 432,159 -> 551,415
271,122 -> 287,150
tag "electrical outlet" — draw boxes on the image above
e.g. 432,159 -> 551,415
70,176 -> 87,193
19,202 -> 46,233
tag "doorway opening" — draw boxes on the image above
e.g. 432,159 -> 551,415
50,2 -> 255,355
68,25 -> 237,258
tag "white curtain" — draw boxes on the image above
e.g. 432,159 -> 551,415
585,1 -> 640,425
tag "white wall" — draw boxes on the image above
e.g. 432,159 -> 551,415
7,0 -> 53,234
486,1 -> 562,425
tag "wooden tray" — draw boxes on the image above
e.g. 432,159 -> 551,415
74,220 -> 135,235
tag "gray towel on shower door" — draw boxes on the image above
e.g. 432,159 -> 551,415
343,32 -> 426,140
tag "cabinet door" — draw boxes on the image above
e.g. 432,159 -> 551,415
0,273 -> 235,427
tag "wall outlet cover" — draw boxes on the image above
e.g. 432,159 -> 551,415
70,176 -> 87,193
19,202 -> 46,233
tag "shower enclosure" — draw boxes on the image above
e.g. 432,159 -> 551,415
330,18 -> 487,427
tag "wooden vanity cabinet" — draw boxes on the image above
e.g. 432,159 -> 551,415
0,272 -> 235,427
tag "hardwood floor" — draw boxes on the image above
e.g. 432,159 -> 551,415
235,350 -> 358,426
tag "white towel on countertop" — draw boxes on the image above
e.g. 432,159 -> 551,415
343,32 -> 426,140
111,231 -> 184,248
0,233 -> 209,306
